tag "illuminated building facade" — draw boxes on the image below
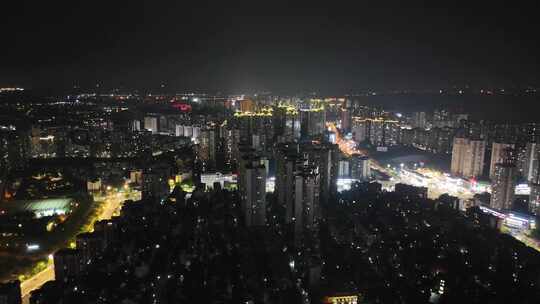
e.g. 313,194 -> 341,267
412,111 -> 427,129
352,118 -> 399,147
322,294 -> 359,304
197,127 -> 217,172
529,152 -> 540,215
350,154 -> 370,181
491,148 -> 516,210
144,116 -> 158,134
489,142 -> 515,180
451,137 -> 486,178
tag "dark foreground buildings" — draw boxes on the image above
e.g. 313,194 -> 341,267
26,181 -> 540,304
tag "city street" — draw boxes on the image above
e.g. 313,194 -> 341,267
20,190 -> 140,303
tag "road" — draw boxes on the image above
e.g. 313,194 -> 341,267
330,121 -> 540,254
20,190 -> 140,303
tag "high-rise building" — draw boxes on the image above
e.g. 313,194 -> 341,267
490,142 -> 515,180
464,139 -> 486,178
491,148 -> 516,210
529,149 -> 540,215
300,107 -> 326,138
0,281 -> 21,304
427,127 -> 453,154
399,128 -> 414,146
197,128 -> 217,171
142,163 -> 171,200
520,142 -> 540,182
223,128 -> 241,170
275,144 -> 302,223
451,137 -> 486,178
144,116 -> 158,134
529,183 -> 540,216
352,118 -> 369,143
350,154 -> 370,181
293,165 -> 321,242
412,111 -> 427,129
340,107 -> 351,133
130,120 -> 141,132
54,248 -> 81,283
76,232 -> 105,267
238,152 -> 267,227
451,137 -> 468,176
338,160 -> 350,177
433,109 -> 453,128
301,142 -> 339,204
273,105 -> 300,142
239,99 -> 255,112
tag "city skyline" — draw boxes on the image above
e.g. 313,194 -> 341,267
1,2 -> 540,303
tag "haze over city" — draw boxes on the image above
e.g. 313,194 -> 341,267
0,2 -> 539,304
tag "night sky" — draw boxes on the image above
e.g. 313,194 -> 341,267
2,1 -> 540,93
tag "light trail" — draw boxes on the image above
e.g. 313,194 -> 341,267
20,190 -> 140,303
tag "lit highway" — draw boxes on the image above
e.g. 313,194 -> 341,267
20,190 -> 140,303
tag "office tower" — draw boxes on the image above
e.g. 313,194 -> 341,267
54,248 -> 81,283
144,116 -> 158,134
239,157 -> 267,227
413,111 -> 427,129
490,142 -> 515,179
294,165 -> 321,242
0,281 -> 21,304
491,148 -> 516,210
350,154 -> 370,181
451,138 -> 486,178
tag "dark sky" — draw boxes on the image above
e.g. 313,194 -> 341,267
2,1 -> 540,93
